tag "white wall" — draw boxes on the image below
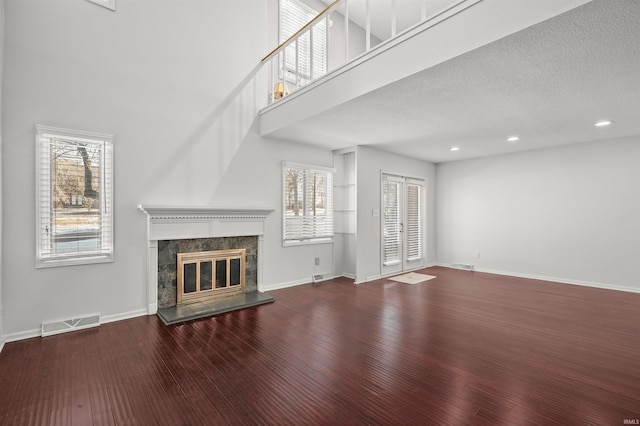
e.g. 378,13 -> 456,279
437,138 -> 640,291
0,0 -> 5,351
211,131 -> 336,290
356,145 -> 436,283
1,0 -> 340,339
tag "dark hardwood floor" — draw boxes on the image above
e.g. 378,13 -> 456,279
1,266 -> 639,425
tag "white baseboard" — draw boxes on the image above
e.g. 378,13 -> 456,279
101,308 -> 148,324
261,273 -> 362,291
3,328 -> 41,343
353,274 -> 382,285
438,263 -> 640,294
147,302 -> 158,315
260,278 -> 312,292
1,308 -> 150,346
339,273 -> 356,280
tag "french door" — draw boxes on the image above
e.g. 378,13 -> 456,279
381,174 -> 425,276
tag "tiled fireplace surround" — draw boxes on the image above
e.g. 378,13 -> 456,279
138,206 -> 272,315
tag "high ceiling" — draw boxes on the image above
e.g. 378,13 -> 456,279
270,0 -> 640,163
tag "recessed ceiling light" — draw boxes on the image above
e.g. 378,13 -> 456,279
449,146 -> 460,152
595,120 -> 613,127
507,136 -> 520,142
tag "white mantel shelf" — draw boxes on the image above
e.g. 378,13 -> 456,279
138,205 -> 273,315
138,205 -> 273,219
138,205 -> 273,241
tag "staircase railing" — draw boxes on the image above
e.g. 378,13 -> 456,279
261,0 -> 467,106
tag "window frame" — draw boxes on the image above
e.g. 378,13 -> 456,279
35,124 -> 114,268
282,161 -> 335,247
278,0 -> 328,86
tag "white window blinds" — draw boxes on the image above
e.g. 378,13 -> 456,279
405,180 -> 423,261
36,125 -> 113,268
283,162 -> 334,244
383,176 -> 402,266
280,0 -> 327,84
383,175 -> 424,267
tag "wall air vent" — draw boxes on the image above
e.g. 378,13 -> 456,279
42,314 -> 101,337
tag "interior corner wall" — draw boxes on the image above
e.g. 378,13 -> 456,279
355,145 -> 437,283
210,133 -> 336,291
1,0 -> 271,338
436,138 -> 640,291
0,0 -> 5,350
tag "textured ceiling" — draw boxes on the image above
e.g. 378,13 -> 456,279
269,0 -> 640,163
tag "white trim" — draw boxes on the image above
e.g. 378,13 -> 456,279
37,255 -> 114,269
101,308 -> 148,324
333,146 -> 357,156
282,161 -> 336,173
137,205 -> 273,219
35,124 -> 113,142
336,273 -> 356,280
261,277 -> 312,292
438,264 -> 640,294
365,274 -> 382,282
283,239 -> 333,247
0,308 -> 150,345
3,328 -> 41,343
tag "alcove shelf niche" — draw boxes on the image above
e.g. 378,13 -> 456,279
333,150 -> 356,279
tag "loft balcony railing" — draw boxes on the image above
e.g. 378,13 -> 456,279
262,0 -> 468,105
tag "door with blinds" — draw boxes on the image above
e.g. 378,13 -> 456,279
381,174 -> 425,276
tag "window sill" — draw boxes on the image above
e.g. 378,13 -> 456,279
36,254 -> 114,269
283,238 -> 333,248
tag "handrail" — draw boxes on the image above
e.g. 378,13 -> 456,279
262,0 -> 342,63
261,0 -> 468,106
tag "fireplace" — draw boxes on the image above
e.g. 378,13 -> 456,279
157,236 -> 258,308
138,206 -> 273,318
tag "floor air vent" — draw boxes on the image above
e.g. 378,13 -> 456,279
451,263 -> 474,271
313,274 -> 331,283
42,314 -> 101,337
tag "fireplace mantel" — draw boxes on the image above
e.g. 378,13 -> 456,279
138,205 -> 273,314
138,205 -> 273,240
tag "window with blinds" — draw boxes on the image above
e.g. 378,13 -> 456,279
382,175 -> 424,269
282,162 -> 334,245
36,125 -> 113,268
280,0 -> 327,86
405,181 -> 423,261
383,177 -> 402,266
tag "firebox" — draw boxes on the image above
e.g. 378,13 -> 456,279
177,249 -> 246,305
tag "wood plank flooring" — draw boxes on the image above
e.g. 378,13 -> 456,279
1,266 -> 639,425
